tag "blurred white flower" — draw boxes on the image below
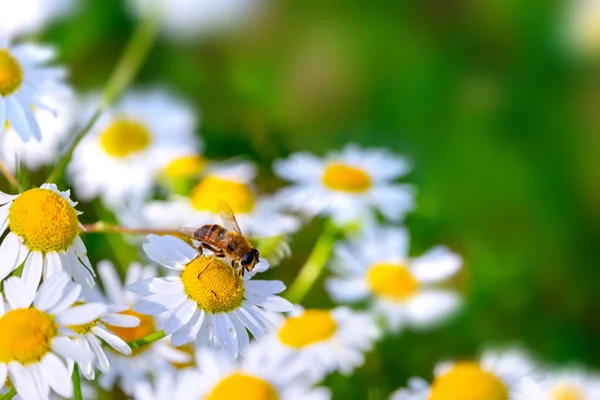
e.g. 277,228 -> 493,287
512,368 -> 600,400
140,160 -> 301,237
265,306 -> 380,383
273,144 -> 415,225
68,89 -> 200,208
127,0 -> 261,41
0,272 -> 96,400
127,234 -> 293,359
0,0 -> 78,37
1,90 -> 75,171
90,260 -> 191,396
0,184 -> 94,288
0,40 -> 70,142
565,0 -> 600,55
133,345 -> 330,400
392,349 -> 535,400
326,223 -> 462,332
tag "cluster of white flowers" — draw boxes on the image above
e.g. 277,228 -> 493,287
0,1 -> 598,400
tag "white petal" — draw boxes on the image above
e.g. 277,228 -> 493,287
43,251 -> 63,280
22,251 -> 44,297
133,292 -> 186,314
97,260 -> 124,304
325,277 -> 369,303
8,362 -> 40,400
164,299 -> 197,335
5,96 -> 33,141
234,306 -> 265,339
91,326 -> 132,355
86,333 -> 110,371
56,303 -> 107,325
244,280 -> 286,295
51,337 -> 95,364
171,310 -> 204,347
0,363 -> 6,388
404,289 -> 460,328
4,277 -> 33,309
0,190 -> 17,205
229,312 -> 249,353
215,313 -> 238,358
40,354 -> 72,398
100,313 -> 140,328
0,98 -> 5,135
410,246 -> 462,283
0,232 -> 24,280
48,283 -> 82,315
34,271 -> 69,310
246,293 -> 293,312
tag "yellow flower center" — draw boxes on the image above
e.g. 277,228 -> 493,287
164,155 -> 206,179
550,384 -> 584,400
181,256 -> 244,313
68,320 -> 98,335
8,188 -> 79,253
189,176 -> 255,213
366,262 -> 419,301
105,308 -> 155,345
277,309 -> 337,348
99,118 -> 152,158
0,50 -> 23,96
322,162 -> 371,193
0,309 -> 58,364
428,362 -> 508,400
206,373 -> 279,400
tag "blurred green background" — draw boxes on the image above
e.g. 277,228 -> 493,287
21,0 -> 600,397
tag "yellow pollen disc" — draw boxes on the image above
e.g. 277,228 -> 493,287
0,309 -> 58,364
68,320 -> 98,335
366,262 -> 419,301
8,188 -> 79,253
428,362 -> 508,400
189,176 -> 255,213
99,118 -> 152,158
0,50 -> 23,96
550,384 -> 584,400
206,373 -> 279,400
181,257 -> 244,313
278,309 -> 337,348
105,308 -> 155,355
322,162 -> 372,193
164,155 -> 206,178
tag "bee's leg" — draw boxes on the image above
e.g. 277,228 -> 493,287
196,245 -> 204,256
201,243 -> 225,258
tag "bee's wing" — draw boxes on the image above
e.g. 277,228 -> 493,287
218,200 -> 243,234
177,227 -> 200,239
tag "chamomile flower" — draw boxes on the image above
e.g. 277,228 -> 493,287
0,183 -> 94,288
68,89 -> 200,208
135,344 -> 331,400
128,0 -> 261,41
264,306 -> 380,382
326,223 -> 462,332
127,234 -> 294,358
512,368 -> 600,400
0,40 -> 69,142
391,349 -> 535,400
88,260 -> 191,395
273,144 -> 415,225
0,272 -> 98,400
141,160 -> 300,237
1,90 -> 75,171
0,0 -> 78,37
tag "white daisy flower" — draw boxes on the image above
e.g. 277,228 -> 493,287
140,160 -> 300,237
273,144 -> 415,225
0,40 -> 69,142
0,272 -> 98,400
391,349 -> 535,400
127,234 -> 294,358
512,368 -> 600,400
0,183 -> 94,288
133,344 -> 331,400
0,0 -> 78,37
1,90 -> 75,171
68,88 -> 200,208
326,223 -> 462,332
88,260 -> 191,396
264,306 -> 380,383
127,0 -> 261,41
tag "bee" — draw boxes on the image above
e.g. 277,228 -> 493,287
178,200 -> 259,277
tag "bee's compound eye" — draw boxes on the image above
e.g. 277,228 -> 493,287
241,251 -> 255,266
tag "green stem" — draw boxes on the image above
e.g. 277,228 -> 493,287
72,363 -> 82,400
286,221 -> 339,303
46,14 -> 159,184
0,388 -> 16,400
128,330 -> 166,350
0,159 -> 20,192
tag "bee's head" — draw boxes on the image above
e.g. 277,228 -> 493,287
240,248 -> 260,271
